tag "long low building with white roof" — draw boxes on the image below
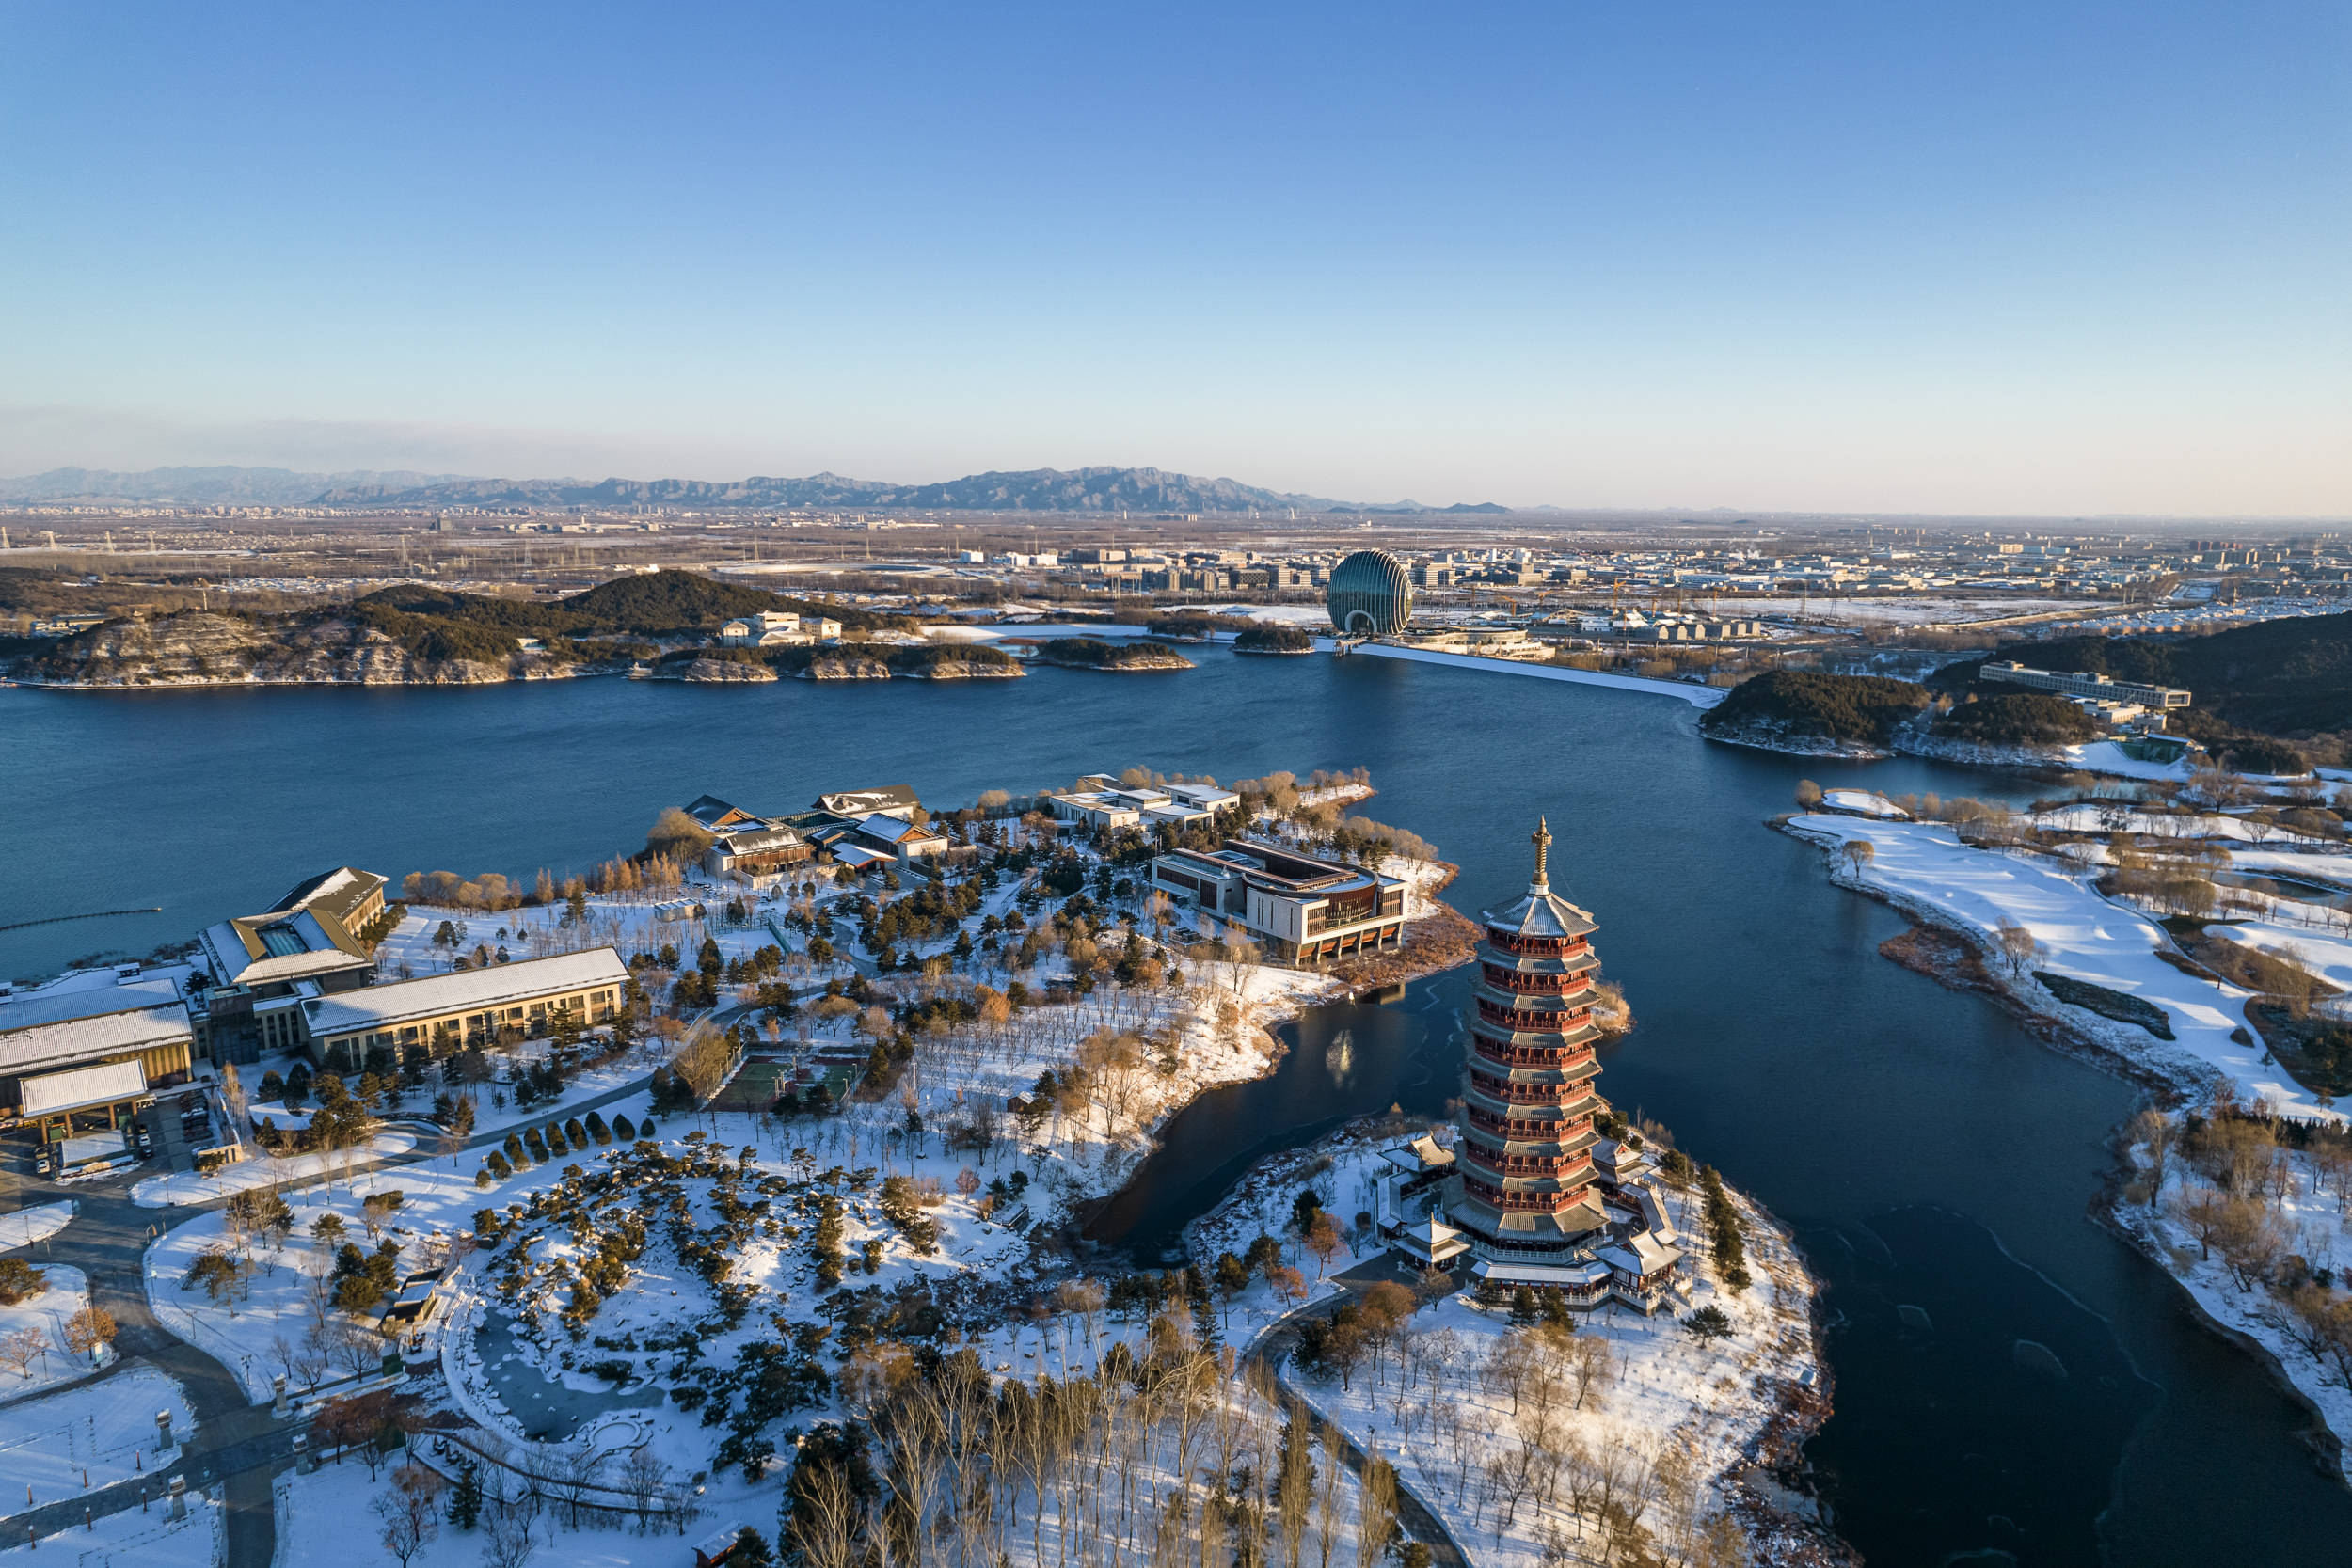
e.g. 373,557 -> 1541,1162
0,969 -> 196,1132
294,948 -> 630,1072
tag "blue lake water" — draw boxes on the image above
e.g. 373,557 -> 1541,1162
4,651 -> 2347,1563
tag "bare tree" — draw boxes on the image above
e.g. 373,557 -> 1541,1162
481,1502 -> 539,1568
618,1448 -> 665,1518
373,1463 -> 445,1568
1994,920 -> 2042,980
1356,1450 -> 1397,1568
2129,1108 -> 2178,1205
0,1328 -> 44,1381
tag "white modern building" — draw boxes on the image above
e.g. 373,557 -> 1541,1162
1151,838 -> 1406,964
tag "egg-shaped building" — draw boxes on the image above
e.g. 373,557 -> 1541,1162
1326,549 -> 1414,636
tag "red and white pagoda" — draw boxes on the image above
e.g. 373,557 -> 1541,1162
1389,818 -> 1685,1310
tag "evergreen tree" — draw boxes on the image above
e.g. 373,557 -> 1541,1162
447,1463 -> 483,1529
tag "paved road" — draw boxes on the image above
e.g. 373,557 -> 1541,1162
0,1169 -> 287,1563
1239,1255 -> 1473,1568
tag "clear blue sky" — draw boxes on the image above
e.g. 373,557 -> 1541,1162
2,2 -> 2344,515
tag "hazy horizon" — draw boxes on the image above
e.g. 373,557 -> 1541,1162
2,4 -> 2344,517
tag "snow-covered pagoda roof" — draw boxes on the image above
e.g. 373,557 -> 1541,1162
1480,817 -> 1597,940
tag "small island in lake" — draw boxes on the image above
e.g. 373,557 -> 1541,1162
1036,637 -> 1195,671
1232,623 -> 1315,655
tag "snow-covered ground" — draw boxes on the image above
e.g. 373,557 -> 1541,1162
273,1456 -> 630,1568
2060,739 -> 2200,783
132,1132 -> 420,1208
0,1201 -> 74,1252
1821,789 -> 1905,818
2231,848 -> 2352,891
2033,804 -> 2329,847
4,1483 -> 222,1565
0,1263 -> 95,1402
2206,920 -> 2352,996
372,895 -> 788,986
1351,644 -> 1727,708
1,1365 -> 196,1505
1785,814 -> 2343,1124
1181,1115 -> 1821,1565
1281,1185 -> 1816,1568
2114,1124 -> 2352,1485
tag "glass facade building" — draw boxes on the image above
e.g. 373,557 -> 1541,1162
1326,548 -> 1414,636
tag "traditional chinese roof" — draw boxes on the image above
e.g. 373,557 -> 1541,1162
1480,818 -> 1597,941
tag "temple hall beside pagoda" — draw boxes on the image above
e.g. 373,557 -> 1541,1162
1377,819 -> 1687,1312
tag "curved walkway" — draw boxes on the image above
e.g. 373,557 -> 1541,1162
1239,1256 -> 1471,1568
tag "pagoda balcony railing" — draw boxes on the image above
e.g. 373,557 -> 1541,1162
1466,1104 -> 1595,1142
1479,964 -> 1594,993
1463,1147 -> 1593,1180
1461,1175 -> 1593,1212
1484,931 -> 1588,958
1468,1034 -> 1599,1071
1467,1069 -> 1599,1104
1474,999 -> 1595,1033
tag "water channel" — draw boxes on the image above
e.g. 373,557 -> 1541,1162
6,650 -> 2348,1564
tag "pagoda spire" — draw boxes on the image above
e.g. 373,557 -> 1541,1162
1530,816 -> 1551,892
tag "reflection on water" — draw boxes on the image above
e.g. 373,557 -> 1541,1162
1324,1028 -> 1356,1083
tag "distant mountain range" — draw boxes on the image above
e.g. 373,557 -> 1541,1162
0,463 -> 1518,515
0,466 -> 473,506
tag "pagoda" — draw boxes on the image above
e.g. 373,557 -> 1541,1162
1440,817 -> 1617,1285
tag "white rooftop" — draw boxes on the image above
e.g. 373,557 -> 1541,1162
301,949 -> 628,1037
0,969 -> 186,1032
21,1058 -> 149,1117
0,1004 -> 193,1076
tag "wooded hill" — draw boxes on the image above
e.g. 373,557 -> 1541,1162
1933,692 -> 2101,747
1933,611 -> 2352,759
1702,671 -> 1931,746
336,570 -> 912,663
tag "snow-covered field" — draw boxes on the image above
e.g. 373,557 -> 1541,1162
4,1485 -> 222,1565
132,1132 -> 420,1209
2232,849 -> 2352,891
1821,789 -> 1905,818
2059,739 -> 2201,783
0,1263 -> 96,1402
2207,920 -> 2352,996
1,1365 -> 196,1505
1785,814 -> 2342,1123
2032,803 -> 2330,847
1351,644 -> 1727,709
0,1200 -> 74,1252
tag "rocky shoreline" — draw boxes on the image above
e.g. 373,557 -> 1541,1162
1703,721 -> 1893,760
